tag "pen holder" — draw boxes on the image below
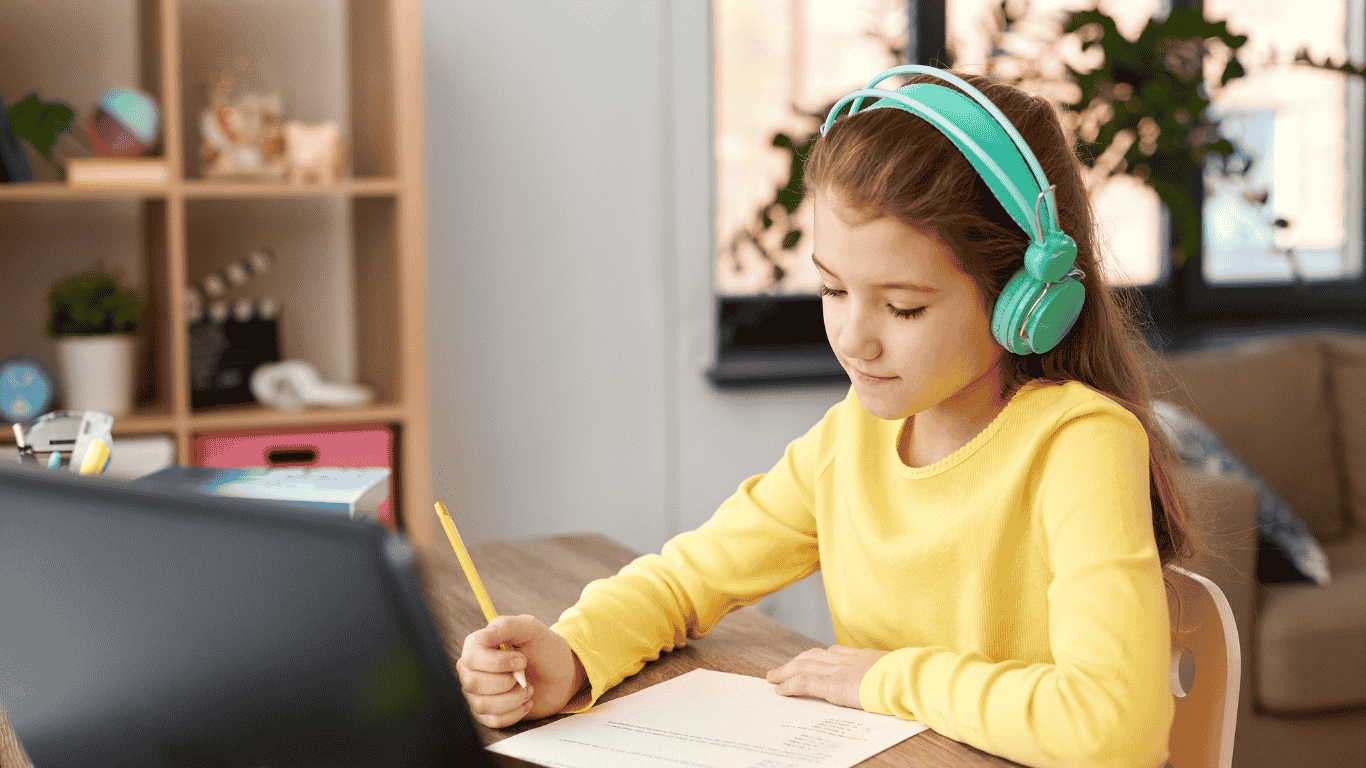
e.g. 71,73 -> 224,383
14,409 -> 114,473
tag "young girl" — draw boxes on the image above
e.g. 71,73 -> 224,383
457,68 -> 1213,768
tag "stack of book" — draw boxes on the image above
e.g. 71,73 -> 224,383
135,465 -> 391,522
65,157 -> 168,188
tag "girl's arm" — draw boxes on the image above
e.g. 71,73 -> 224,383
548,401 -> 841,714
860,408 -> 1174,768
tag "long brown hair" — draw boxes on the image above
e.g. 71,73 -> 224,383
804,70 -> 1218,576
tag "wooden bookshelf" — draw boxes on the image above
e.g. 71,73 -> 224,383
0,0 -> 436,547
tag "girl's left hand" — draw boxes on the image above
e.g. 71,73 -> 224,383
766,645 -> 891,710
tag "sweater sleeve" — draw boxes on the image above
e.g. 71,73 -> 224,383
858,405 -> 1174,768
548,401 -> 836,714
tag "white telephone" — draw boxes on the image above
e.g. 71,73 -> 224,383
249,360 -> 373,412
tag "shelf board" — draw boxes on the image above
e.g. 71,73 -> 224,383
181,177 -> 401,198
0,406 -> 178,444
188,401 -> 405,432
0,177 -> 401,201
0,402 -> 404,444
0,181 -> 167,200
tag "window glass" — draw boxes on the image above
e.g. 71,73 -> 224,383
714,0 -> 909,295
1202,0 -> 1363,285
947,0 -> 1168,287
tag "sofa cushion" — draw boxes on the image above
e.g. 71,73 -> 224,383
1324,331 -> 1366,535
1256,529 -> 1366,713
1153,398 -> 1331,585
1156,333 -> 1347,543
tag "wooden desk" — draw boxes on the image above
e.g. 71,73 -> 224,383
0,533 -> 1030,768
415,533 -> 1029,768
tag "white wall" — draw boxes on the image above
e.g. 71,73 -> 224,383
422,0 -> 847,645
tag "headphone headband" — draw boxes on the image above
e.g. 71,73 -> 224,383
820,65 -> 1060,244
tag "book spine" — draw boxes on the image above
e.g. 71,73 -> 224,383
67,162 -> 168,187
0,92 -> 34,183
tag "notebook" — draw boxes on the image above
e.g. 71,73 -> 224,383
0,461 -> 545,768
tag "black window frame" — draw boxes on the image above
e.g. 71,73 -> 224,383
707,0 -> 1366,388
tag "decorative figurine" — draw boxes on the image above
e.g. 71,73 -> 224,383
283,120 -> 343,185
199,60 -> 286,179
86,88 -> 160,157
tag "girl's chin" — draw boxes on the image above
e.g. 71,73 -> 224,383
854,389 -> 909,420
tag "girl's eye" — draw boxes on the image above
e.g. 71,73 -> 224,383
819,285 -> 927,320
890,306 -> 927,319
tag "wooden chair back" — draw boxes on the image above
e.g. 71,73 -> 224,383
1166,563 -> 1240,768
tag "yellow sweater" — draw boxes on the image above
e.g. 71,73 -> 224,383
549,378 -> 1174,768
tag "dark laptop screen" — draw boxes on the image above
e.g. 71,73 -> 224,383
0,461 -> 486,768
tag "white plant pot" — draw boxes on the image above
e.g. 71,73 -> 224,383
55,334 -> 136,416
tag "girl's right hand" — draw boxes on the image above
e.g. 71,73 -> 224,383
456,614 -> 588,728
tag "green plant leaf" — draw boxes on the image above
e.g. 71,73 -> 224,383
7,93 -> 75,164
48,270 -> 145,336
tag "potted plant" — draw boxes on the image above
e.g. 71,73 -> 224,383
47,269 -> 146,416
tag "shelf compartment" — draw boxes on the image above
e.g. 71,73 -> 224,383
184,196 -> 397,413
0,0 -> 168,183
176,0 -> 398,182
0,197 -> 172,415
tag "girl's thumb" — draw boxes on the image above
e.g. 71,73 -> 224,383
484,613 -> 539,645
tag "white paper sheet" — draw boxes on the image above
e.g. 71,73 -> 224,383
486,668 -> 929,768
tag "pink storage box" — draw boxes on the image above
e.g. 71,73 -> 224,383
192,422 -> 398,528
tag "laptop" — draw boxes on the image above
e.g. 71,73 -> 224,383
0,460 -> 544,768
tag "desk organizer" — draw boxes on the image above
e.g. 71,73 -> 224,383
192,422 -> 397,528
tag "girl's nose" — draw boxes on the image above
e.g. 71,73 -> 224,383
837,306 -> 881,362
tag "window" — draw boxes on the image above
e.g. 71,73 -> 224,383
709,0 -> 1366,386
947,0 -> 1171,288
1201,0 -> 1364,287
714,0 -> 910,298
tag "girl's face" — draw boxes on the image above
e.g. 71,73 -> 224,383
813,191 -> 1006,423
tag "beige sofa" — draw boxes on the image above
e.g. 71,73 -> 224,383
1148,328 -> 1366,768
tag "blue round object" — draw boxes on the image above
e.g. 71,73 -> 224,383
0,356 -> 55,424
99,88 -> 160,145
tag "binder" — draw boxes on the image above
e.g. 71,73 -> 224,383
0,91 -> 34,183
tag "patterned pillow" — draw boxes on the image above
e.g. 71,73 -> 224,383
1152,399 -> 1332,585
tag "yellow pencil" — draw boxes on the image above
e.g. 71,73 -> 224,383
434,501 -> 527,690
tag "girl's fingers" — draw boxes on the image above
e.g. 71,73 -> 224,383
464,646 -> 525,673
466,684 -> 534,728
457,658 -> 523,696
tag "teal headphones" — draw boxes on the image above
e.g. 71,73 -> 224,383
821,65 -> 1085,355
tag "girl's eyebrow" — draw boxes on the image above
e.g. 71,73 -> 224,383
811,255 -> 940,293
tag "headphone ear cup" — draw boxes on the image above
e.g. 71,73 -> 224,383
991,268 -> 1086,354
991,269 -> 1038,355
1019,278 -> 1085,354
